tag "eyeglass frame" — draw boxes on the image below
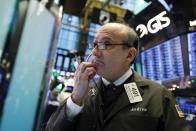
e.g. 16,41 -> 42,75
88,42 -> 131,50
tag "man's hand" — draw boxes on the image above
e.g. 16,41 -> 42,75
71,62 -> 96,106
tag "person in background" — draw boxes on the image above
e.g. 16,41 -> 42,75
45,22 -> 189,131
58,86 -> 72,104
42,89 -> 60,129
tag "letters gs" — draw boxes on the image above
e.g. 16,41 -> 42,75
136,11 -> 171,38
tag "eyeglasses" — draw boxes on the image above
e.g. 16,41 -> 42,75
88,42 -> 128,50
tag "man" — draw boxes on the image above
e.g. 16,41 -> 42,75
45,23 -> 189,131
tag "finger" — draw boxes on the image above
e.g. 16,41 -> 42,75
74,66 -> 96,81
88,71 -> 96,80
78,62 -> 96,73
83,67 -> 96,80
75,62 -> 88,75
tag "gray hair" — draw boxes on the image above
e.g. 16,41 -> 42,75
121,25 -> 139,65
122,27 -> 139,52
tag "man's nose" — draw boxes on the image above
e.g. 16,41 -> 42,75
92,47 -> 101,57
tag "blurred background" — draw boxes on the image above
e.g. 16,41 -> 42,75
0,0 -> 196,130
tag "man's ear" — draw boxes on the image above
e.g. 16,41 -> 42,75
127,53 -> 131,58
127,48 -> 136,58
127,47 -> 137,62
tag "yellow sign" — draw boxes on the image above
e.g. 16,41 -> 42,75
175,104 -> 184,118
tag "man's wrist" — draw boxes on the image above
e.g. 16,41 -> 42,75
66,96 -> 83,120
71,94 -> 83,106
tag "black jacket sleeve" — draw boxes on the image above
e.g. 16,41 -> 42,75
45,100 -> 77,131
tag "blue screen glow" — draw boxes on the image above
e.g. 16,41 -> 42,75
141,36 -> 184,81
187,32 -> 196,76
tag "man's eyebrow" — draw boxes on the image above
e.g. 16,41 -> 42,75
103,37 -> 113,41
94,37 -> 113,42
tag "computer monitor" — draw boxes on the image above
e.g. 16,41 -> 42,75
141,36 -> 184,81
187,32 -> 196,76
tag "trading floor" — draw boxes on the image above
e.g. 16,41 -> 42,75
0,0 -> 196,131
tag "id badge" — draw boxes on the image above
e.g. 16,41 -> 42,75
124,82 -> 143,103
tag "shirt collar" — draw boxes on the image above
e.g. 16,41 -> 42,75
102,68 -> 133,86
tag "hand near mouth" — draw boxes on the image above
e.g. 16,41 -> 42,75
71,62 -> 96,106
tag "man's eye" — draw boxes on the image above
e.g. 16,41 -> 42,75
103,42 -> 110,46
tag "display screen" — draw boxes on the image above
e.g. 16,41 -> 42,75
141,36 -> 184,81
0,0 -> 57,129
63,57 -> 70,71
56,55 -> 63,70
0,0 -> 18,60
57,13 -> 80,51
187,32 -> 196,76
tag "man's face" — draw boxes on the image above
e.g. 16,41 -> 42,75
91,25 -> 132,82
